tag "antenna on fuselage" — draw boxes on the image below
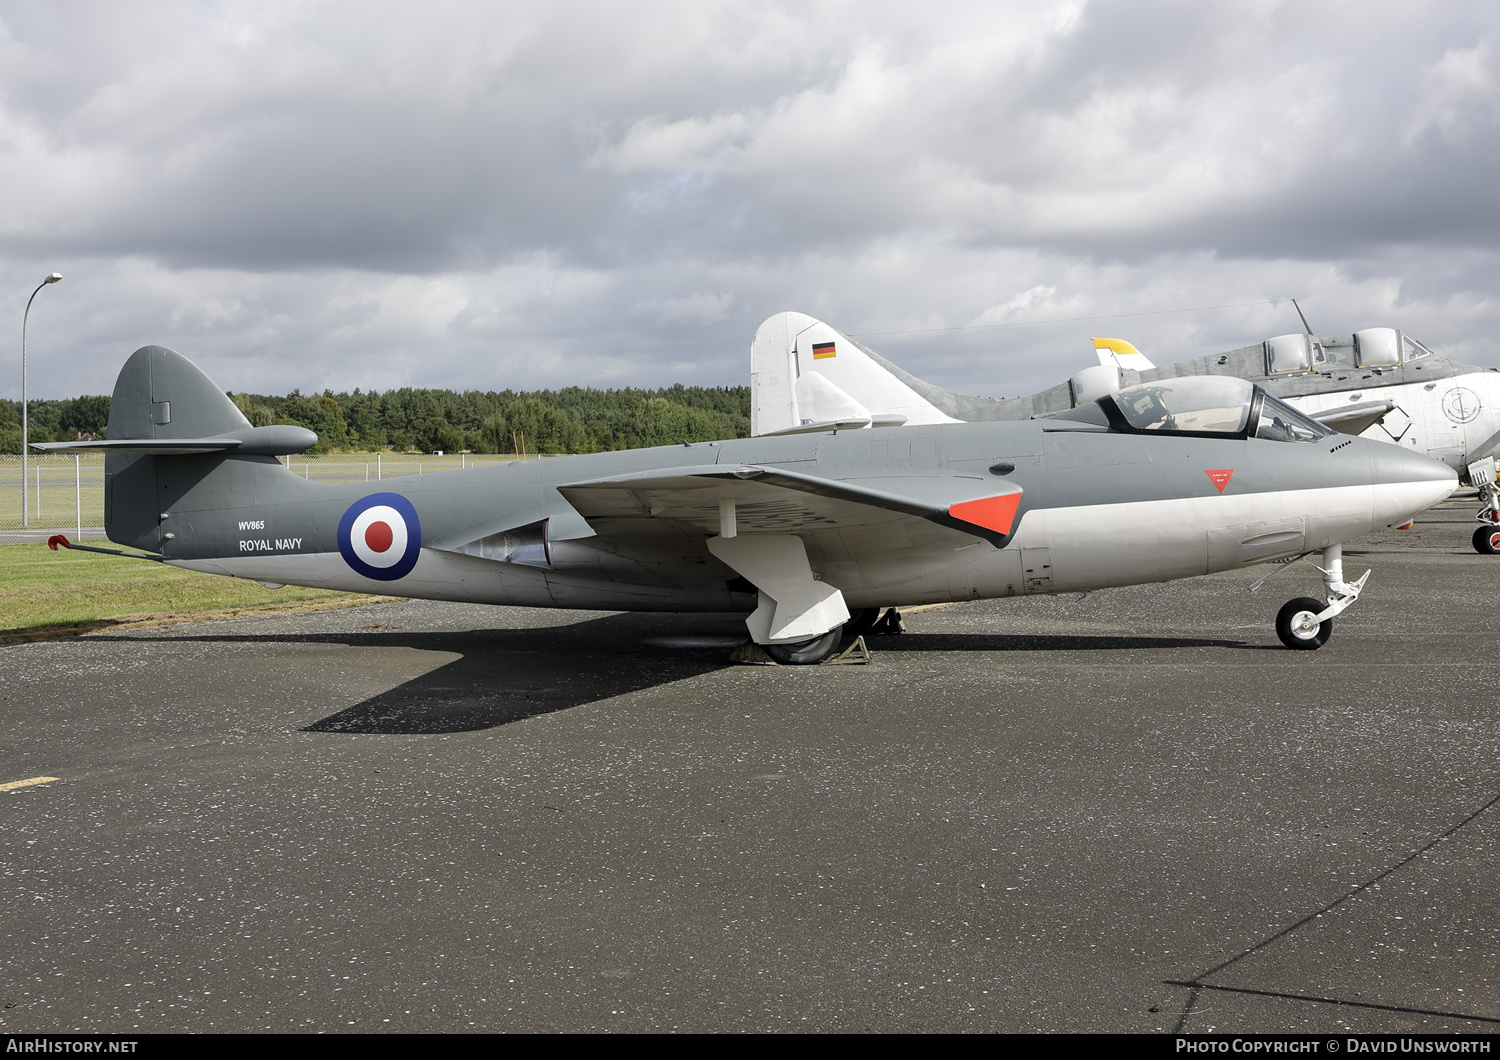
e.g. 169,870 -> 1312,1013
1291,298 -> 1314,337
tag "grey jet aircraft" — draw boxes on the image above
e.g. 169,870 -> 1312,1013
749,311 -> 1500,554
38,344 -> 1456,657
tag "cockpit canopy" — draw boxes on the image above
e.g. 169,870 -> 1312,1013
1113,376 -> 1253,434
1262,327 -> 1434,372
1054,376 -> 1333,442
1264,333 -> 1327,375
1353,327 -> 1433,368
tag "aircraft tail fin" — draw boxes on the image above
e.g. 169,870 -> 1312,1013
750,312 -> 966,436
106,345 -> 254,442
1093,337 -> 1155,371
90,346 -> 313,552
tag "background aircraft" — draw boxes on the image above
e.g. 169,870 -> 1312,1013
39,345 -> 1454,657
750,312 -> 1500,554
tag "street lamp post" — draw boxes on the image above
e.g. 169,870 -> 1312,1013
21,273 -> 62,529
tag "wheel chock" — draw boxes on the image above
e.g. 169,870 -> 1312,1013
872,609 -> 905,635
822,636 -> 872,665
728,641 -> 778,665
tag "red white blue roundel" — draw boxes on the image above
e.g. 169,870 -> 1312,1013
338,493 -> 421,581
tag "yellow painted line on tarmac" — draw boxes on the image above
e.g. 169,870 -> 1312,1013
0,776 -> 60,792
901,602 -> 959,616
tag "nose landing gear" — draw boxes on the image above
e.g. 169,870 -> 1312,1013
1273,544 -> 1371,651
1468,458 -> 1500,555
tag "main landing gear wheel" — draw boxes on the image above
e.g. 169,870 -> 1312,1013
1473,526 -> 1500,555
1276,597 -> 1332,651
763,627 -> 843,665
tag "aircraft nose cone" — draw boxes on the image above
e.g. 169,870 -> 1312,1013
1366,441 -> 1457,526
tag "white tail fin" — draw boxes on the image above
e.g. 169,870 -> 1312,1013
1092,337 -> 1154,371
749,312 -> 960,436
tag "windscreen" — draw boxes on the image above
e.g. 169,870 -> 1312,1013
1111,378 -> 1255,435
1402,334 -> 1434,362
1254,392 -> 1333,443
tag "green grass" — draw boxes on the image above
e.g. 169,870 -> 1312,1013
0,541 -> 377,635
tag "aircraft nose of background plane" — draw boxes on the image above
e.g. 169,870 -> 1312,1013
1364,440 -> 1458,526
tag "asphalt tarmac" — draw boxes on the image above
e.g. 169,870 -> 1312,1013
2,499 -> 1497,1033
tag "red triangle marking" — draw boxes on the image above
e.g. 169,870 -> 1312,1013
948,493 -> 1022,535
1205,468 -> 1234,493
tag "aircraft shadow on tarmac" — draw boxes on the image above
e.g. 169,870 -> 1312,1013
299,626 -> 732,736
865,631 -> 1251,653
1165,792 -> 1500,1032
103,612 -> 736,735
103,614 -> 1259,735
313,625 -> 1260,731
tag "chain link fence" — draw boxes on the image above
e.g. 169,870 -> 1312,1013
0,452 -> 542,543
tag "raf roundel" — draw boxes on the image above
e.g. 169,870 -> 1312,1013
337,493 -> 422,581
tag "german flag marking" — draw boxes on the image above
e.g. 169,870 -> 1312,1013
948,493 -> 1022,536
1205,468 -> 1234,493
812,341 -> 836,359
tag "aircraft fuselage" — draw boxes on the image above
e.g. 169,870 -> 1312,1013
154,418 -> 1453,612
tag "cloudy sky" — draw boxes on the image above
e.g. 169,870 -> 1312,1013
3,0 -> 1499,401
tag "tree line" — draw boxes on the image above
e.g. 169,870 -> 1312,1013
0,385 -> 751,455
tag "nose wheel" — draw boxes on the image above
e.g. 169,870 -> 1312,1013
1276,597 -> 1332,650
1474,524 -> 1500,555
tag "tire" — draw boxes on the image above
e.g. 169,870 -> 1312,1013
844,608 -> 883,638
1276,597 -> 1332,650
764,627 -> 843,665
1473,526 -> 1500,555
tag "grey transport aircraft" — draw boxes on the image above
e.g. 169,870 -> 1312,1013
38,344 -> 1455,658
749,311 -> 1500,553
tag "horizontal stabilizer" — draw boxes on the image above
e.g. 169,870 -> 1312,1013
33,438 -> 242,455
33,423 -> 319,456
757,419 -> 871,437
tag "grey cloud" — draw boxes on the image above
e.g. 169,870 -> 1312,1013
2,0 -> 1500,404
